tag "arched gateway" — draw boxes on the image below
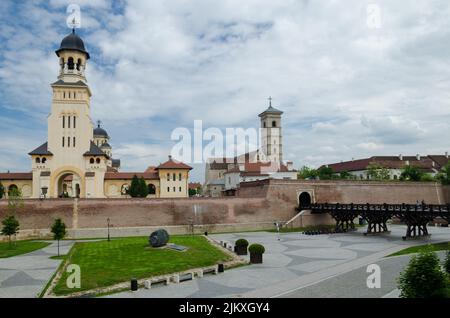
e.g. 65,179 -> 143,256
298,192 -> 312,209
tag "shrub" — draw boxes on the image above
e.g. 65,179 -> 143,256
1,215 -> 20,247
0,182 -> 4,199
398,249 -> 446,298
235,239 -> 249,247
248,244 -> 265,255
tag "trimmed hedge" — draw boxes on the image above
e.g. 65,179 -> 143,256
248,244 -> 265,255
235,239 -> 249,247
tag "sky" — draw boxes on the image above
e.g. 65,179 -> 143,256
0,0 -> 450,182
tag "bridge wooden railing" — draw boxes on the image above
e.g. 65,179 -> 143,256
298,203 -> 450,239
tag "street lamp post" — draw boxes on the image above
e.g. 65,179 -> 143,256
107,218 -> 110,242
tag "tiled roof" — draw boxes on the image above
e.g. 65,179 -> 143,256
0,172 -> 32,180
83,141 -> 109,158
104,172 -> 159,180
322,155 -> 447,173
156,157 -> 192,170
29,142 -> 53,156
189,182 -> 202,189
145,166 -> 157,173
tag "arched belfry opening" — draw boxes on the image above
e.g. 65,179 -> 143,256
68,57 -> 74,70
299,192 -> 312,209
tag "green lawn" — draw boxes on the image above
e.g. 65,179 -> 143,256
52,235 -> 231,296
388,242 -> 450,257
0,240 -> 51,258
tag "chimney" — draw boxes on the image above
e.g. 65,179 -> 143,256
399,154 -> 403,161
168,155 -> 172,160
416,154 -> 421,161
286,161 -> 293,171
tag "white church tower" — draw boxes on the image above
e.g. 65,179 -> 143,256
29,30 -> 108,198
259,97 -> 283,163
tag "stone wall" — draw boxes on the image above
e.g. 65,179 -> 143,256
1,180 -> 448,240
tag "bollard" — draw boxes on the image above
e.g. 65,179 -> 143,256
131,278 -> 138,291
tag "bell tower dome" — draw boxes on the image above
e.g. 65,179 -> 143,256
55,29 -> 90,83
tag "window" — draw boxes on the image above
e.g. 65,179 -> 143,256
73,137 -> 76,147
62,137 -> 65,147
179,187 -> 182,192
179,173 -> 182,181
272,121 -> 277,127
167,173 -> 170,181
167,187 -> 170,192
173,187 -> 176,192
73,116 -> 76,128
62,116 -> 65,128
90,158 -> 95,164
35,157 -> 40,163
68,116 -> 71,128
42,157 -> 47,164
77,59 -> 82,71
63,91 -> 66,99
67,137 -> 70,147
96,158 -> 101,164
74,92 -> 76,99
173,173 -> 176,181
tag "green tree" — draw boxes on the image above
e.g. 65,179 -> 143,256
420,173 -> 436,182
339,171 -> 351,180
400,165 -> 423,181
297,166 -> 318,180
189,188 -> 197,196
317,166 -> 334,180
7,187 -> 24,216
1,215 -> 20,247
444,250 -> 450,275
437,162 -> 450,185
367,163 -> 390,180
51,218 -> 67,256
139,177 -> 149,198
398,249 -> 447,298
129,175 -> 140,198
0,182 -> 4,199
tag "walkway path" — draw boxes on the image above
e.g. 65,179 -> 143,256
0,241 -> 75,298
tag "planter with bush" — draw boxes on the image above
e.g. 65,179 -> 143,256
248,244 -> 265,264
234,239 -> 249,255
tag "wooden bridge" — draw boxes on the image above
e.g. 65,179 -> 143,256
300,202 -> 450,239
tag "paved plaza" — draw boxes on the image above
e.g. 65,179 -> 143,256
0,241 -> 75,298
108,225 -> 450,298
0,225 -> 449,298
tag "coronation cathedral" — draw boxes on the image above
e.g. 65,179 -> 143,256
0,30 -> 192,199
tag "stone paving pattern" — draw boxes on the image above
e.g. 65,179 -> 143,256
108,225 -> 450,298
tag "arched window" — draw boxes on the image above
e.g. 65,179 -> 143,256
68,57 -> 74,70
62,137 -> 65,147
77,59 -> 82,71
173,173 -> 176,181
173,187 -> 176,192
167,187 -> 170,192
42,157 -> 47,164
68,115 -> 71,128
179,187 -> 182,192
35,157 -> 41,163
62,116 -> 65,128
90,158 -> 95,164
272,121 -> 277,127
67,137 -> 70,147
73,137 -> 76,147
96,158 -> 101,164
121,184 -> 129,195
73,116 -> 76,128
63,91 -> 66,99
74,92 -> 76,99
148,184 -> 156,195
179,173 -> 182,181
167,173 -> 170,181
263,122 -> 266,128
